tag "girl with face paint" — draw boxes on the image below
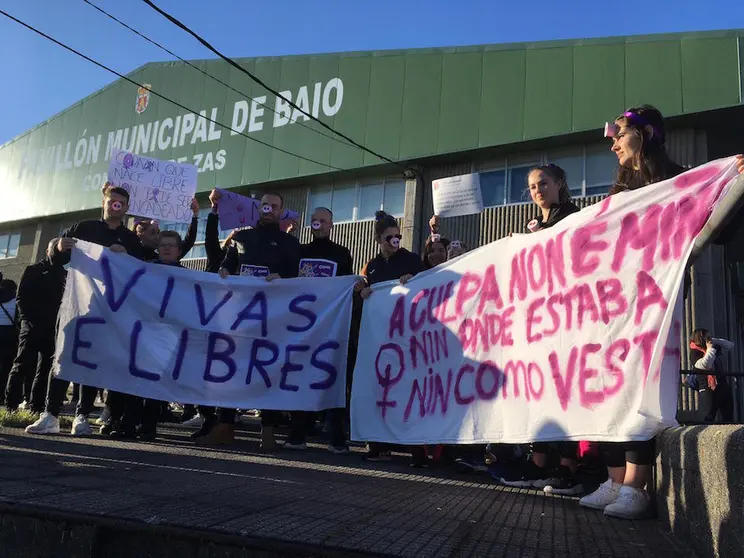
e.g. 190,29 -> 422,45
577,106 -> 744,520
359,211 -> 425,464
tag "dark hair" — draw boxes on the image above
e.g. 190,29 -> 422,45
374,210 -> 398,238
159,230 -> 182,249
528,164 -> 572,204
423,235 -> 450,269
313,206 -> 333,219
104,185 -> 130,202
609,105 -> 685,195
691,328 -> 711,348
263,192 -> 284,207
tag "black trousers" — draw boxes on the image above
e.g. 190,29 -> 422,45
4,321 -> 55,411
532,441 -> 579,460
601,439 -> 656,467
46,376 -> 96,417
698,381 -> 733,423
0,325 -> 18,404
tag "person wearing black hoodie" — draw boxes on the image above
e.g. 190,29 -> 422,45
4,238 -> 66,413
359,210 -> 425,461
282,206 -> 356,453
202,192 -> 301,448
27,185 -> 145,437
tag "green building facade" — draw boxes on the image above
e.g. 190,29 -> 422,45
1,29 -> 743,415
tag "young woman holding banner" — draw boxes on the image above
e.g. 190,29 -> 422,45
497,165 -> 590,494
360,210 -> 425,463
580,105 -> 744,519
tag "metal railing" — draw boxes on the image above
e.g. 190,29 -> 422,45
677,369 -> 744,425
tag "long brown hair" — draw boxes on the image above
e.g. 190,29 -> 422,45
609,105 -> 685,196
529,164 -> 572,204
690,328 -> 710,349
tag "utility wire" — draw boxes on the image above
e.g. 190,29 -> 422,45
0,8 -> 346,172
82,0 -> 359,150
141,0 -> 412,174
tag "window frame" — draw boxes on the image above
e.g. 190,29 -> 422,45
0,232 -> 21,260
475,142 -> 615,208
306,176 -> 407,225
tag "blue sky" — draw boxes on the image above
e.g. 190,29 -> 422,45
1,0 -> 741,144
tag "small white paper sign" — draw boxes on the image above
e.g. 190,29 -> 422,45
432,173 -> 484,218
107,149 -> 197,224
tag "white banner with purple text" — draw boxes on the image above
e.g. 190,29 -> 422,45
351,158 -> 742,444
54,241 -> 356,411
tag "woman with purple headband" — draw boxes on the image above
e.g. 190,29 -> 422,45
580,105 -> 743,520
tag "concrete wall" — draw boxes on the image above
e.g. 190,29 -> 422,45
656,426 -> 744,558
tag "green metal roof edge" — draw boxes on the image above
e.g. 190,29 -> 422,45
3,28 -> 743,151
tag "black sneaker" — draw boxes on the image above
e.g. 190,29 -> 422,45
455,457 -> 489,474
410,447 -> 428,468
110,426 -> 137,440
543,465 -> 584,496
364,450 -> 392,462
99,420 -> 116,436
501,460 -> 555,489
190,418 -> 216,439
137,427 -> 157,442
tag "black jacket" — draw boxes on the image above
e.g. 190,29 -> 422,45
364,248 -> 425,286
51,219 -> 145,265
222,221 -> 301,278
16,259 -> 67,328
141,215 -> 199,263
528,201 -> 580,232
204,211 -> 225,273
299,237 -> 354,277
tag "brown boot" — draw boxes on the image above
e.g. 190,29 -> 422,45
261,426 -> 278,451
195,422 -> 234,445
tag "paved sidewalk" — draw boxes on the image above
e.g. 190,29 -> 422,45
0,422 -> 695,557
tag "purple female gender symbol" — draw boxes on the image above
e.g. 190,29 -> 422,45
123,153 -> 134,168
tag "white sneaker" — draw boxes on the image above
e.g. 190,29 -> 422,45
579,479 -> 622,510
95,407 -> 111,425
18,400 -> 28,411
603,486 -> 650,519
25,412 -> 61,434
182,414 -> 205,428
71,415 -> 93,436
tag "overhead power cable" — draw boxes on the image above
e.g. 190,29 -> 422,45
0,8 -> 346,172
82,0 -> 360,150
140,0 -> 412,174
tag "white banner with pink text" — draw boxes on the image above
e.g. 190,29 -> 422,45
350,157 -> 742,444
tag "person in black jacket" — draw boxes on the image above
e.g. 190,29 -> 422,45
499,164 -> 585,494
114,230 -> 187,442
360,211 -> 425,462
4,239 -> 66,413
198,192 -> 301,448
135,198 -> 200,262
282,206 -> 356,453
525,164 -> 580,233
0,276 -> 18,406
26,184 -> 145,437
